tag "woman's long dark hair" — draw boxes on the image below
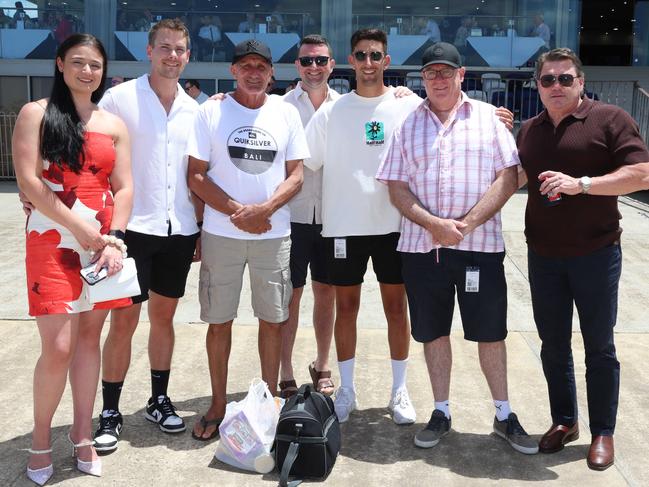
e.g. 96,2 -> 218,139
40,34 -> 108,173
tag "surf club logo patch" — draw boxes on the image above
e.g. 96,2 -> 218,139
227,126 -> 278,174
365,120 -> 384,145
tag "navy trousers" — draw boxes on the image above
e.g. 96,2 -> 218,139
528,244 -> 621,436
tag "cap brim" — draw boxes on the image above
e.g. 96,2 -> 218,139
421,60 -> 461,70
232,53 -> 273,65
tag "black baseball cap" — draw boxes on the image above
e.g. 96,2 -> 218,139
232,39 -> 273,65
421,42 -> 462,70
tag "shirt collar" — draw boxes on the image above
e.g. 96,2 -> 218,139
294,81 -> 337,102
421,91 -> 473,117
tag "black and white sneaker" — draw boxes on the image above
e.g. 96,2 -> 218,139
94,410 -> 123,452
144,395 -> 186,433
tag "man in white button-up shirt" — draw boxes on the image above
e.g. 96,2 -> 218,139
93,19 -> 201,452
278,35 -> 340,400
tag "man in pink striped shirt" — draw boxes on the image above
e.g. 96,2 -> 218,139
376,42 -> 537,454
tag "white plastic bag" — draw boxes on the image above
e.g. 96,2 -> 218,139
214,378 -> 283,473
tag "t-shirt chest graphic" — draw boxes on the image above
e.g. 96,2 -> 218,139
227,126 -> 278,174
365,120 -> 385,145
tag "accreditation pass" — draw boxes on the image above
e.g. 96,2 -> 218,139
334,238 -> 347,259
465,266 -> 480,293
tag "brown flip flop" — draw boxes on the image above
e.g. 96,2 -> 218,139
308,362 -> 335,396
279,380 -> 298,399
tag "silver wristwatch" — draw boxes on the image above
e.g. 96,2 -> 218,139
580,176 -> 592,194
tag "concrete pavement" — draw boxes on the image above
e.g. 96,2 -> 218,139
0,181 -> 648,486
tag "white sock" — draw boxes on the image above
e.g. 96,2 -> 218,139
391,358 -> 408,392
494,400 -> 512,421
435,400 -> 450,419
338,358 -> 355,390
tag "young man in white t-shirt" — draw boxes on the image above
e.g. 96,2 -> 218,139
279,34 -> 419,401
186,39 -> 310,440
305,29 -> 422,425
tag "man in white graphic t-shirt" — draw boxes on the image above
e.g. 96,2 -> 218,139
305,28 -> 421,425
186,39 -> 310,440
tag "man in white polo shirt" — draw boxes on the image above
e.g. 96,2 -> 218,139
187,39 -> 309,440
93,19 -> 200,452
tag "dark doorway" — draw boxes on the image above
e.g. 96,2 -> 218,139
579,0 -> 635,65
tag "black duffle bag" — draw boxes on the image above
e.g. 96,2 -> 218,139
274,384 -> 341,486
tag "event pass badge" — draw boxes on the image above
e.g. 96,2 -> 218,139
334,238 -> 346,259
465,266 -> 480,293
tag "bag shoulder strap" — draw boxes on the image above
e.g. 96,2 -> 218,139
278,441 -> 302,487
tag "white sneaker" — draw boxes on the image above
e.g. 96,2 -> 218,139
388,387 -> 416,425
334,386 -> 357,423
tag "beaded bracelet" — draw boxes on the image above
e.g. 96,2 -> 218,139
89,235 -> 128,258
103,234 -> 128,257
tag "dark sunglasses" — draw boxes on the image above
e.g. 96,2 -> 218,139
538,73 -> 580,88
298,55 -> 330,67
353,50 -> 384,62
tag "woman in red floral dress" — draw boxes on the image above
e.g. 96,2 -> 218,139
12,34 -> 132,485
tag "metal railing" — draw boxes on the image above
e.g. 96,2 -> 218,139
632,83 -> 649,143
0,112 -> 17,180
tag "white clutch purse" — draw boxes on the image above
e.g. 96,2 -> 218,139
86,257 -> 141,304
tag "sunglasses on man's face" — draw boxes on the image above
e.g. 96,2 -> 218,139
353,50 -> 384,62
298,55 -> 330,67
538,73 -> 579,88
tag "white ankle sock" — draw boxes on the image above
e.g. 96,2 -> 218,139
391,358 -> 408,392
338,358 -> 355,390
494,400 -> 511,421
435,400 -> 450,419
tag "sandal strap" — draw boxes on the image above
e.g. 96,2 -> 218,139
316,370 -> 332,379
199,415 -> 223,428
68,433 -> 93,448
28,447 -> 52,454
72,440 -> 94,448
279,379 -> 298,390
309,362 -> 332,380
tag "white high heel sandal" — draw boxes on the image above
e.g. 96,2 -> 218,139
26,447 -> 53,486
67,433 -> 102,477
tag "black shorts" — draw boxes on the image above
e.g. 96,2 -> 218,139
401,248 -> 507,343
125,230 -> 198,304
324,233 -> 403,286
289,222 -> 330,288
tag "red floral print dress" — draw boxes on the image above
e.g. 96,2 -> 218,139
25,132 -> 131,316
